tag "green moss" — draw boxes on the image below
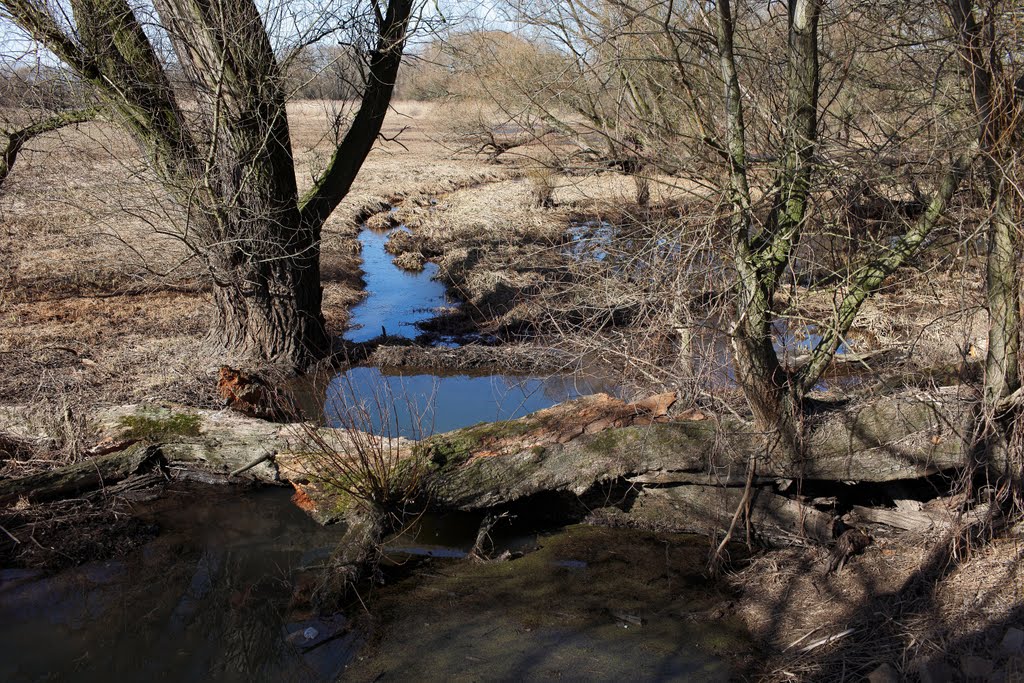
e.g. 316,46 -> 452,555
583,428 -> 628,455
416,419 -> 539,468
119,412 -> 201,440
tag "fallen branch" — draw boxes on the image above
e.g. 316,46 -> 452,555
799,628 -> 855,653
0,524 -> 20,544
0,444 -> 160,506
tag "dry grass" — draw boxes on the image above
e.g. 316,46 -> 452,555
0,100 -> 512,416
726,528 -> 1024,681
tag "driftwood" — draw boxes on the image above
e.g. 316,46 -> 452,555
0,443 -> 160,505
849,501 -> 994,532
620,485 -> 834,544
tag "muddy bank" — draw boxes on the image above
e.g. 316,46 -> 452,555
362,341 -> 578,374
345,524 -> 752,681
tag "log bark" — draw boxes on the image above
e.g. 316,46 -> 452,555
414,389 -> 971,512
0,443 -> 160,506
849,501 -> 994,533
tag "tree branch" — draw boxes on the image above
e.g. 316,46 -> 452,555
795,149 -> 976,394
0,106 -> 100,188
297,0 -> 413,232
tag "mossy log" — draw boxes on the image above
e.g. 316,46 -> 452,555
0,388 -> 972,520
412,389 -> 970,510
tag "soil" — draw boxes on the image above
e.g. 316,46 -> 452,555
0,496 -> 161,570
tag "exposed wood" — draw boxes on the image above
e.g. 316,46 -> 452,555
849,502 -> 994,532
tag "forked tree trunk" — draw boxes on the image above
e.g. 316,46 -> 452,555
0,0 -> 413,373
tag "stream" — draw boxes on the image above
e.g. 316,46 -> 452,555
312,221 -> 618,438
0,218 -> 751,681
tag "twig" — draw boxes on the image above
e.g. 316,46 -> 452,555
799,628 -> 855,653
785,626 -> 822,651
229,451 -> 274,477
0,524 -> 20,545
710,450 -> 757,572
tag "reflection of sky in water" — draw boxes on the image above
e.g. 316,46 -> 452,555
565,220 -> 616,261
324,367 -> 611,438
773,320 -> 850,357
345,227 -> 456,343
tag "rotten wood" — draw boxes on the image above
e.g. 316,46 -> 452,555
849,501 -> 994,532
0,444 -> 161,506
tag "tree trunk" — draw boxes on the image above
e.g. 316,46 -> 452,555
984,194 -> 1019,404
732,329 -> 800,455
211,247 -> 329,368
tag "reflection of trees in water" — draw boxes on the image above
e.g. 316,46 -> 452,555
176,552 -> 318,682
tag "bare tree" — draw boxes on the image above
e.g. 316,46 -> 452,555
0,0 -> 417,370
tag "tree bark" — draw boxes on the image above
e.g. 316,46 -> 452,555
0,444 -> 160,506
210,248 -> 329,367
716,0 -> 820,452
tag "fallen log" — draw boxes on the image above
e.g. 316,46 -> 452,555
849,501 -> 995,532
93,405 -> 284,483
614,485 -> 834,545
0,387 -> 975,520
411,389 -> 971,511
0,443 -> 160,506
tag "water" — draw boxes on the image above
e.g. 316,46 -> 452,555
320,367 -> 611,438
326,222 -> 618,437
344,226 -> 456,343
0,486 -> 359,682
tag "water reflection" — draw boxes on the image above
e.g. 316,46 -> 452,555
345,226 -> 455,343
319,367 -> 615,438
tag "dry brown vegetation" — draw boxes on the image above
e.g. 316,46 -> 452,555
0,101 -> 502,410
